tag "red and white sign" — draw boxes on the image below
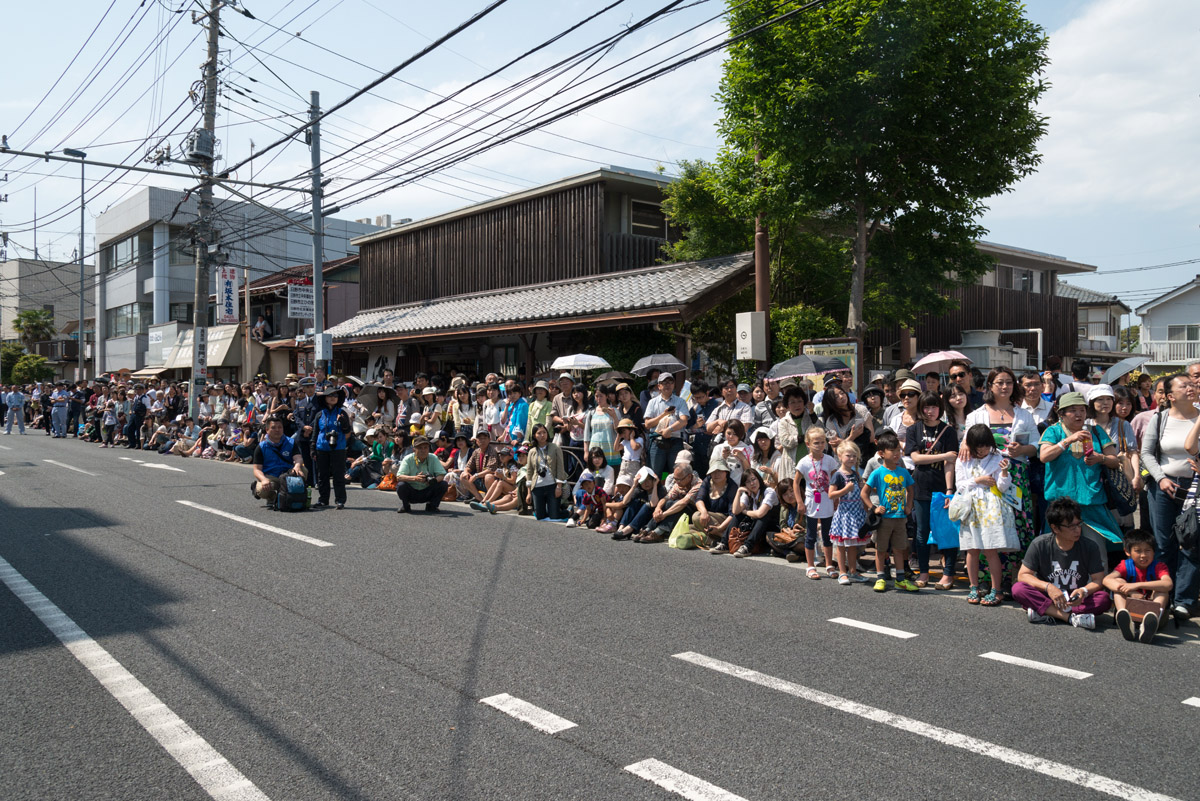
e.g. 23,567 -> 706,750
217,266 -> 239,324
287,277 -> 314,320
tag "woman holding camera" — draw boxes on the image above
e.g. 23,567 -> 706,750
524,424 -> 566,520
313,386 -> 352,510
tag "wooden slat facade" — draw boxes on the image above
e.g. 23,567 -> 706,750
359,181 -> 668,310
867,284 -> 1079,366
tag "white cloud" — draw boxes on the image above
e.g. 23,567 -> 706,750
987,0 -> 1200,219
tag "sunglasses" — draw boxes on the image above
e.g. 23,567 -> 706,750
899,392 -> 920,399
950,372 -> 968,379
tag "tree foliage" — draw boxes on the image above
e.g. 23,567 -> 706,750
12,309 -> 57,351
11,354 -> 54,384
713,0 -> 1050,334
0,343 -> 25,384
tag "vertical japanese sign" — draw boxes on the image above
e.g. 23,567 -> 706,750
217,265 -> 239,324
287,277 -> 315,319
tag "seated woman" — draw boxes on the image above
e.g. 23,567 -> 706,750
603,468 -> 658,537
726,468 -> 781,557
471,446 -> 521,514
695,462 -> 739,551
623,462 -> 701,542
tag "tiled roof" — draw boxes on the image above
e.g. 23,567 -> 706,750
1057,281 -> 1130,310
247,255 -> 358,290
328,253 -> 753,341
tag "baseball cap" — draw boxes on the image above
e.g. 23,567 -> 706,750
578,470 -> 596,483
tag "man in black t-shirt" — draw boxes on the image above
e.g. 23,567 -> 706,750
1015,497 -> 1111,629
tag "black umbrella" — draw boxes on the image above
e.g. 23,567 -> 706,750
357,383 -> 398,415
631,354 -> 687,377
596,370 -> 636,382
765,355 -> 849,380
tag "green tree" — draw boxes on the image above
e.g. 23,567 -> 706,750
11,353 -> 54,384
1120,325 -> 1140,353
715,0 -> 1050,334
0,342 -> 25,384
12,309 -> 57,351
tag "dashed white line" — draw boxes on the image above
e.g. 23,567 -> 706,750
174,500 -> 334,547
43,459 -> 98,476
479,693 -> 577,734
0,556 -> 271,801
674,651 -> 1180,801
979,652 -> 1092,680
0,444 -> 12,450
119,457 -> 184,472
828,617 -> 918,639
624,759 -> 748,801
1183,697 -> 1200,708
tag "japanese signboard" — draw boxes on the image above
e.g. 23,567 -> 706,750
287,277 -> 314,320
800,338 -> 863,394
217,266 -> 239,325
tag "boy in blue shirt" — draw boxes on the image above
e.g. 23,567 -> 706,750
861,430 -> 919,592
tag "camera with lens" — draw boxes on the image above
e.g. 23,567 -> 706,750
326,431 -> 338,448
537,464 -> 548,478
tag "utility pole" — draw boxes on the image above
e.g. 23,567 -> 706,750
62,149 -> 86,382
309,91 -> 328,375
188,0 -> 222,418
754,146 -> 770,371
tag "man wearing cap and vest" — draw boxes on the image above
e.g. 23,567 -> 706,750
644,373 -> 690,479
395,435 -> 448,513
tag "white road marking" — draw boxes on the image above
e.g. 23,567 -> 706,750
0,556 -> 272,801
0,444 -> 12,450
120,456 -> 186,472
674,652 -> 1180,801
175,500 -> 334,548
979,652 -> 1092,680
828,617 -> 918,639
624,759 -> 747,801
1183,698 -> 1200,708
479,694 -> 577,734
43,459 -> 98,476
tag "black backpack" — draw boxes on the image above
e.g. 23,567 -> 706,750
273,475 -> 310,512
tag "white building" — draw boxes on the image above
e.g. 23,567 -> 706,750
1137,276 -> 1200,371
93,187 -> 380,372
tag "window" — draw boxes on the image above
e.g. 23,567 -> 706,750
169,229 -> 194,266
42,304 -> 54,315
1168,325 -> 1200,342
169,303 -> 192,322
631,199 -> 667,238
105,303 -> 152,338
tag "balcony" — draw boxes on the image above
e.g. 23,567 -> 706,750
1142,340 -> 1200,364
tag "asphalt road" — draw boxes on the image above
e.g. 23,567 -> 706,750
1,433 -> 1198,801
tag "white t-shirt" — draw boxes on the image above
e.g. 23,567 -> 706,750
621,436 -> 644,462
796,453 -> 839,518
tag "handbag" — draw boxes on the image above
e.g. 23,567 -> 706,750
1172,480 -> 1200,553
947,491 -> 974,524
928,491 -> 961,549
1095,428 -> 1137,516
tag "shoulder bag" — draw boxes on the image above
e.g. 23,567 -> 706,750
1094,427 -> 1137,516
1173,479 -> 1199,553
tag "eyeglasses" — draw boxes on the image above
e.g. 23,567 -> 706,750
899,392 -> 919,399
950,372 -> 968,379
992,380 -> 1014,387
1056,521 -> 1083,531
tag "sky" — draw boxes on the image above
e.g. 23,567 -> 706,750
0,0 -> 1196,325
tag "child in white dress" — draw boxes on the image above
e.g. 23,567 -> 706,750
955,424 -> 1019,607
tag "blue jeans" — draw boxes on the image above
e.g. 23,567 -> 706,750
1147,479 -> 1200,607
51,405 -> 68,436
531,483 -> 561,520
648,436 -> 683,479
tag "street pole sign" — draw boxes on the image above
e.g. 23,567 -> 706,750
217,265 -> 239,324
287,277 -> 314,319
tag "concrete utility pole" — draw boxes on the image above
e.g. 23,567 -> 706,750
188,0 -> 222,418
62,148 -> 87,382
754,147 -> 770,370
309,91 -> 328,375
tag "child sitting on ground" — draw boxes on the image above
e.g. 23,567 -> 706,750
861,430 -> 919,593
1103,528 -> 1172,643
565,470 -> 608,529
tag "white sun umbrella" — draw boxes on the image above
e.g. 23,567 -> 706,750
550,353 -> 611,371
911,350 -> 971,374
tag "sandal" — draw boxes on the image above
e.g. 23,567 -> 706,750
966,585 -> 981,604
806,567 -> 821,580
980,588 -> 1003,607
826,565 -> 838,578
935,578 -> 954,590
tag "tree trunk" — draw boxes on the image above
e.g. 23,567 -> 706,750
845,197 -> 868,337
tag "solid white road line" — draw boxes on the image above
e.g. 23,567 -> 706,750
43,459 -> 98,476
120,456 -> 186,472
479,694 -> 577,734
0,444 -> 12,449
674,652 -> 1181,801
174,500 -> 334,548
624,759 -> 748,801
978,651 -> 1092,680
1183,698 -> 1200,708
0,556 -> 272,801
828,617 -> 918,639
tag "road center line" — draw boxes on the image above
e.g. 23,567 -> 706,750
979,651 -> 1092,680
624,758 -> 747,801
1183,698 -> 1200,708
828,617 -> 918,639
0,556 -> 272,801
479,693 -> 577,734
174,500 -> 334,547
674,652 -> 1179,801
120,456 -> 186,472
43,459 -> 99,476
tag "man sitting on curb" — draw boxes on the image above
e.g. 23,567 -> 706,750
1015,496 -> 1112,630
396,435 -> 448,513
251,417 -> 307,506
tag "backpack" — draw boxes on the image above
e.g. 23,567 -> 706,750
273,475 -> 310,512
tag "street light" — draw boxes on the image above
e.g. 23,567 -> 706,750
63,148 -> 86,382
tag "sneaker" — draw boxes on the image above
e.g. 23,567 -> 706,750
469,501 -> 486,512
596,522 -> 614,534
849,572 -> 870,583
709,542 -> 728,554
1069,612 -> 1095,630
1172,603 -> 1192,621
733,545 -> 750,558
1115,608 -> 1136,641
564,518 -> 577,528
873,578 -> 888,592
895,578 -> 920,593
335,503 -> 345,510
1027,608 -> 1052,624
838,574 -> 851,586
396,505 -> 412,514
1139,611 -> 1160,643
785,551 -> 802,563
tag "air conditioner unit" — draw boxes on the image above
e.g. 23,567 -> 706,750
375,214 -> 392,228
185,130 -> 214,162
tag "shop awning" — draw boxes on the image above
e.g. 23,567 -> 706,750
130,366 -> 169,378
164,324 -> 260,369
326,253 -> 754,345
